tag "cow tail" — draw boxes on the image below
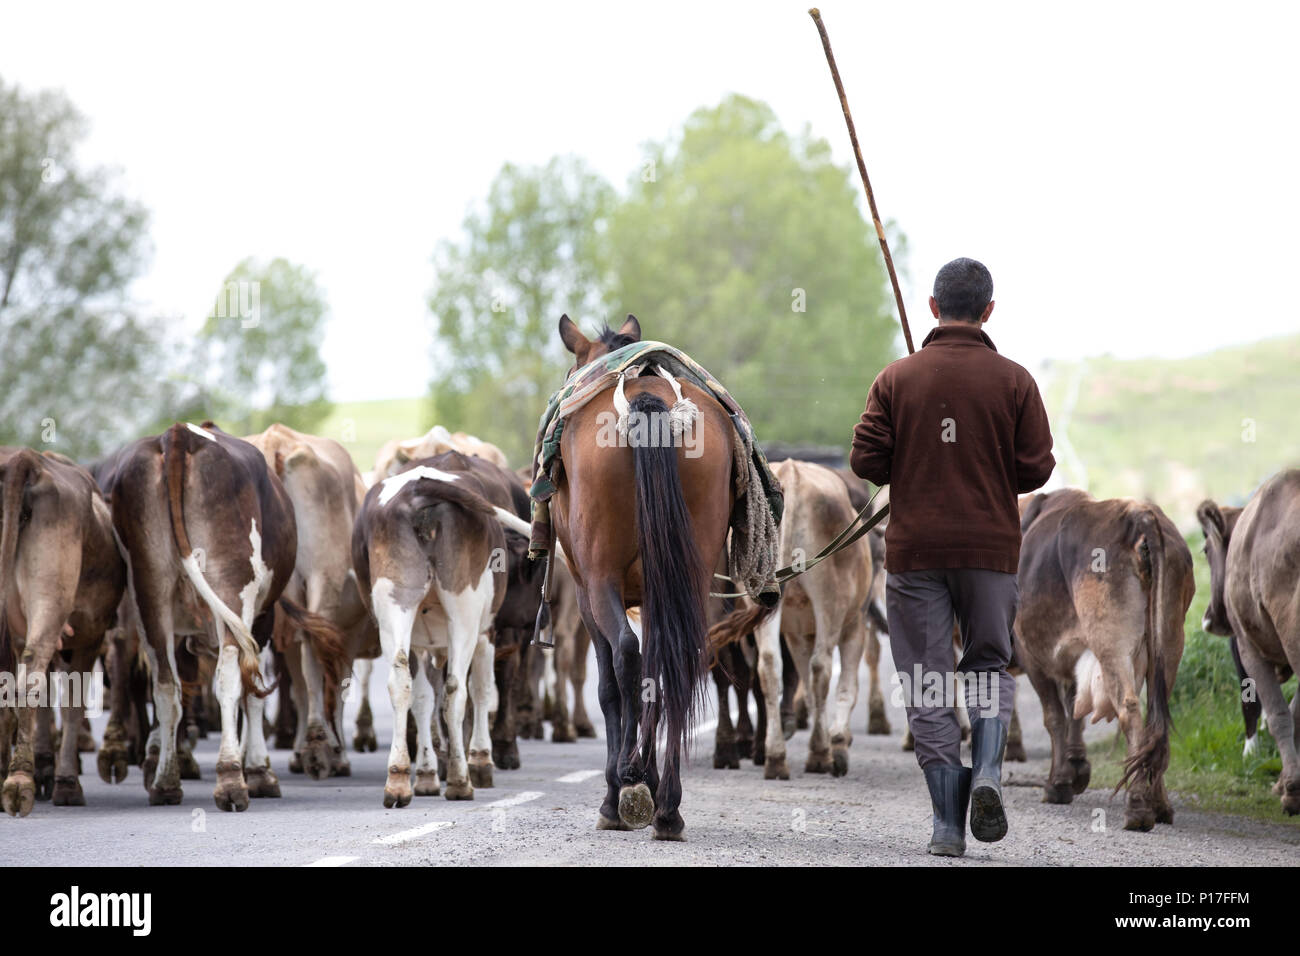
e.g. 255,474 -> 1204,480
277,596 -> 350,719
0,450 -> 39,674
164,425 -> 267,697
1118,508 -> 1172,793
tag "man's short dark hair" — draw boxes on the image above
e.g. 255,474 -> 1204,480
933,258 -> 993,322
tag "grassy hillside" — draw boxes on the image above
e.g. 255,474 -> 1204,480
314,397 -> 429,474
1040,333 -> 1300,528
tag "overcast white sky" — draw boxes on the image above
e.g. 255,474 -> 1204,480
2,0 -> 1297,401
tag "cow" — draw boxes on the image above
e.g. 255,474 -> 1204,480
373,425 -> 509,482
1197,470 -> 1300,814
1016,488 -> 1193,831
99,422 -> 344,810
244,424 -> 369,780
547,560 -> 596,742
351,450 -> 526,806
740,459 -> 871,779
0,448 -> 126,816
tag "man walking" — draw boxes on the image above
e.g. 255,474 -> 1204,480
850,258 -> 1055,856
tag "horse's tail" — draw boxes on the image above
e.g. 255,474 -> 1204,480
1117,507 -> 1173,793
630,392 -> 707,756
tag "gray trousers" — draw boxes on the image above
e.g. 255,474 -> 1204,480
885,568 -> 1018,770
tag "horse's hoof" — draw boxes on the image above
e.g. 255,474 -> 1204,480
831,748 -> 849,778
764,755 -> 790,781
805,750 -> 833,775
551,723 -> 577,743
1069,757 -> 1091,794
2,773 -> 36,817
245,767 -> 281,798
597,813 -> 633,830
652,813 -> 685,841
414,771 -> 441,796
1042,781 -> 1074,805
444,779 -> 474,801
618,782 -> 654,829
468,762 -> 494,789
52,776 -> 85,807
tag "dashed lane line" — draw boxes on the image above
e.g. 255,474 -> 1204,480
372,820 -> 455,845
483,790 -> 544,809
556,769 -> 603,783
303,856 -> 360,867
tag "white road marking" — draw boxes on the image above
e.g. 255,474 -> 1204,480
303,856 -> 359,867
556,769 -> 603,783
484,790 -> 544,809
372,820 -> 455,845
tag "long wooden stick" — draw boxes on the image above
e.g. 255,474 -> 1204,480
809,8 -> 914,354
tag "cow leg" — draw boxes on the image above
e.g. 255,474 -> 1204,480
1025,667 -> 1073,805
1238,639 -> 1300,814
33,700 -> 55,801
353,657 -> 378,753
284,642 -> 310,774
99,632 -> 133,784
866,626 -> 891,735
52,646 -> 97,806
1060,683 -> 1091,793
830,617 -> 864,777
297,639 -> 336,781
467,632 -> 497,788
134,594 -> 185,807
1005,686 -> 1027,762
492,638 -> 520,769
754,603 -> 790,779
1,639 -> 49,816
551,627 -> 577,742
780,639 -> 799,739
241,648 -> 280,798
711,660 -> 740,769
1089,652 -> 1154,830
210,636 -> 250,811
372,586 -> 417,809
409,653 -> 440,796
730,643 -> 756,759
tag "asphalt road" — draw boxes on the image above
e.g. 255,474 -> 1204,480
3,642 -> 1298,866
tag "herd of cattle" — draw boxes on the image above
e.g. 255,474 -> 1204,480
1,420 -> 1297,836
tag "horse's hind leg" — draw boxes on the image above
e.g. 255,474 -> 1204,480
579,587 -> 631,831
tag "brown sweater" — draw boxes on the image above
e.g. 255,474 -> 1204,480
850,323 -> 1055,573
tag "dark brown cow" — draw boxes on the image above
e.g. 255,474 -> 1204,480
352,451 -> 517,806
1016,488 -> 1193,831
99,422 -> 341,810
1198,469 -> 1300,814
0,449 -> 126,816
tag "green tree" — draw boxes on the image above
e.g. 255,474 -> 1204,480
0,77 -> 170,457
428,156 -> 614,465
608,94 -> 905,448
199,256 -> 332,435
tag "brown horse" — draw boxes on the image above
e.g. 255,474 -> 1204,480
547,314 -> 735,840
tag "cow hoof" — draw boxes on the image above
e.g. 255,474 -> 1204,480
597,812 -> 634,830
444,779 -> 474,801
575,721 -> 597,739
468,762 -> 494,789
302,725 -> 332,781
713,741 -> 740,770
551,723 -> 577,743
1124,809 -> 1156,832
736,736 -> 754,760
867,709 -> 891,735
288,752 -> 304,774
1005,738 -> 1028,762
2,772 -> 36,817
414,771 -> 441,796
178,747 -> 201,781
901,732 -> 915,752
1281,785 -> 1300,816
383,767 -> 413,808
77,726 -> 97,753
214,763 -> 248,812
831,748 -> 849,778
98,743 -> 130,785
764,755 -> 790,781
245,767 -> 281,798
1155,803 -> 1174,825
805,750 -> 833,775
1069,757 -> 1091,793
52,776 -> 85,807
652,812 -> 685,841
142,750 -> 159,791
353,729 -> 378,753
492,740 -> 520,770
148,785 -> 184,807
330,751 -> 352,777
1042,781 -> 1074,805
34,753 -> 55,801
752,742 -> 766,766
618,783 -> 654,829
795,701 -> 809,731
782,716 -> 797,741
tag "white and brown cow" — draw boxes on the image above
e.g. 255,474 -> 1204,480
99,422 -> 343,810
244,423 -> 371,780
0,448 -> 126,816
1016,488 -> 1193,831
351,450 -> 525,806
1198,470 -> 1300,814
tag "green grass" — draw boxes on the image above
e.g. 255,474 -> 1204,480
313,396 -> 430,474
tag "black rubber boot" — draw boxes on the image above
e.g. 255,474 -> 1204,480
923,764 -> 971,857
970,716 -> 1009,842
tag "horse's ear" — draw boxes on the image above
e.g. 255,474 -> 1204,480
558,314 -> 589,356
618,314 -> 641,341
